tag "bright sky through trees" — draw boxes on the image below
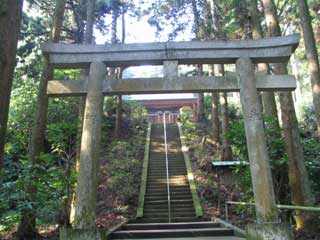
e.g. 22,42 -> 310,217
22,1 -> 195,100
94,2 -> 195,100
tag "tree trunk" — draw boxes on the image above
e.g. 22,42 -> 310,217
191,0 -> 205,122
237,0 -> 251,39
197,65 -> 206,122
115,7 -> 126,139
209,65 -> 219,144
247,0 -> 280,130
191,0 -> 200,38
17,0 -> 66,238
262,0 -> 315,230
218,65 -> 233,161
209,0 -> 232,160
297,0 -> 320,136
219,91 -> 233,161
0,0 -> 23,171
290,54 -> 302,103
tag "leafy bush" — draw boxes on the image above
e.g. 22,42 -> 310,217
300,105 -> 318,134
302,137 -> 320,195
1,119 -> 78,230
109,142 -> 142,203
0,153 -> 76,230
226,117 -> 289,202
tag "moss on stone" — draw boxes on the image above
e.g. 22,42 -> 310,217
136,123 -> 152,218
177,123 -> 203,217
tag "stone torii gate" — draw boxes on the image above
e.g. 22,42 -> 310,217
41,34 -> 300,239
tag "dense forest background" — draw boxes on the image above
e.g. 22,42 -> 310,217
0,0 -> 320,239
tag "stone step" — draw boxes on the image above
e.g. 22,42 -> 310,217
144,203 -> 195,210
145,196 -> 169,201
143,211 -> 195,218
111,228 -> 234,239
144,205 -> 169,211
171,194 -> 192,200
145,191 -> 192,197
146,187 -> 190,192
149,159 -> 185,161
146,180 -> 189,184
116,237 -> 245,240
144,207 -> 195,214
145,199 -> 193,206
144,199 -> 193,205
146,182 -> 189,186
146,186 -> 190,192
148,164 -> 186,168
133,217 -> 202,224
122,222 -> 221,230
149,161 -> 185,164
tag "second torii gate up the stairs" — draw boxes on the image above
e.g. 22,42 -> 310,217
42,34 -> 300,239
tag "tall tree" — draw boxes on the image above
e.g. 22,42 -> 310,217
218,67 -> 233,161
297,0 -> 320,135
191,0 -> 206,122
209,65 -> 219,143
261,0 -> 315,229
110,0 -> 122,139
115,6 -> 127,140
246,0 -> 280,130
0,0 -> 24,171
209,0 -> 233,161
205,2 -> 220,143
17,0 -> 67,238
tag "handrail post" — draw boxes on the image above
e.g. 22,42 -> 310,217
225,203 -> 229,222
163,113 -> 171,223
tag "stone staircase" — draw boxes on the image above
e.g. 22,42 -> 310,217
139,123 -> 198,223
111,222 -> 243,239
110,123 -> 245,239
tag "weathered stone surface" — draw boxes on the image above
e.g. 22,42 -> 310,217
60,228 -> 108,240
163,60 -> 178,78
47,74 -> 296,96
236,57 -> 279,222
246,223 -> 293,240
73,62 -> 106,228
41,34 -> 300,68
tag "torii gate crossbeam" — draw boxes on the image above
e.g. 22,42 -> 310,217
41,34 -> 299,68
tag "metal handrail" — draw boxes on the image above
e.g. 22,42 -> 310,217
163,113 -> 171,223
225,201 -> 320,221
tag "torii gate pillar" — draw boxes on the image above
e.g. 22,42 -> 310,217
236,58 -> 293,239
73,62 -> 106,229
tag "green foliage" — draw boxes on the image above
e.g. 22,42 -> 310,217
179,114 -> 197,144
226,119 -> 248,161
123,100 -> 147,126
300,105 -> 318,133
226,117 -> 289,200
107,126 -> 146,203
1,117 -> 78,229
227,114 -> 320,200
302,137 -> 320,194
108,142 -> 141,203
225,119 -> 254,199
144,0 -> 193,40
2,71 -> 79,230
0,153 -> 76,230
180,107 -> 194,122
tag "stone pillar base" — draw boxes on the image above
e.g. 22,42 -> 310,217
60,228 -> 108,240
246,223 -> 293,240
